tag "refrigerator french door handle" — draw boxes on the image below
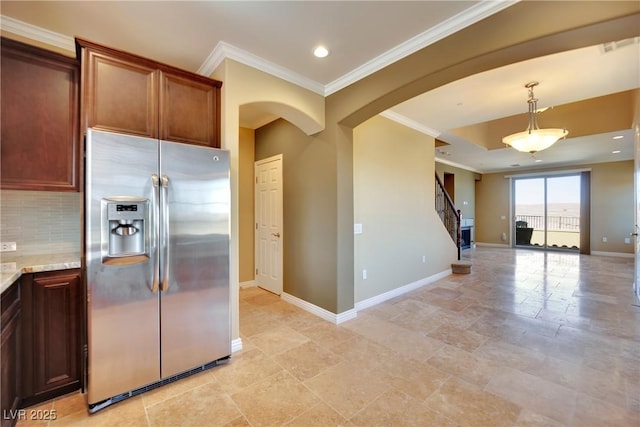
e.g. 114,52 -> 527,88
160,174 -> 170,291
151,174 -> 160,293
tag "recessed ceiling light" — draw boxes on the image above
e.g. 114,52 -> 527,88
613,135 -> 624,140
313,46 -> 329,58
535,159 -> 542,163
612,150 -> 621,154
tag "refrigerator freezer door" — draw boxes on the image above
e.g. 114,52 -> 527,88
159,141 -> 230,378
86,130 -> 161,404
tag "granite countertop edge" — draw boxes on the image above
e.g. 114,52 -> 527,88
0,253 -> 81,294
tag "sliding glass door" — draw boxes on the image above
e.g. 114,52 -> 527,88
514,174 -> 581,251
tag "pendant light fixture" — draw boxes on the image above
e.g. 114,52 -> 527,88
502,81 -> 568,153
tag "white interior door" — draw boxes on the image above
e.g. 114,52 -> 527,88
255,155 -> 283,295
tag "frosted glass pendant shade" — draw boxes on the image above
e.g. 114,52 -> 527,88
503,128 -> 568,153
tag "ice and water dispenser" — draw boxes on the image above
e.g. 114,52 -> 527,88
103,198 -> 149,262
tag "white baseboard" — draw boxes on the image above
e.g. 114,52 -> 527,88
279,269 -> 451,325
475,242 -> 510,248
281,292 -> 357,324
240,280 -> 256,288
231,337 -> 243,353
355,269 -> 451,312
591,251 -> 634,258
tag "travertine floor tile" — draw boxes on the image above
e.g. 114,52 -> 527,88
572,392 -> 639,427
272,340 -> 343,381
17,247 -> 638,427
427,323 -> 487,351
212,348 -> 283,394
427,343 -> 498,386
146,382 -> 240,427
514,409 -> 567,427
51,395 -> 147,427
424,377 -> 521,427
303,361 -> 389,420
245,324 -> 310,356
485,367 -> 576,425
284,403 -> 351,427
299,321 -> 360,349
231,370 -> 320,427
351,389 -> 457,427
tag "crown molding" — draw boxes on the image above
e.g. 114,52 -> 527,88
199,0 -> 516,96
324,0 -> 518,95
1,15 -> 75,52
379,111 -> 441,137
435,157 -> 484,174
3,0 -> 516,98
198,41 -> 325,95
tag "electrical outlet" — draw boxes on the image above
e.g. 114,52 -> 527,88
0,262 -> 16,272
625,237 -> 631,244
0,242 -> 16,252
422,255 -> 426,263
602,237 -> 608,243
362,269 -> 367,280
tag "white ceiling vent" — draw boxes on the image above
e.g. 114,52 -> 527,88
601,37 -> 639,54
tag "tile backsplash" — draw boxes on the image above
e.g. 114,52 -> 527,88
0,190 -> 81,258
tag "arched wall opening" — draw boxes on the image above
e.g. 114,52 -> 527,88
212,2 -> 640,347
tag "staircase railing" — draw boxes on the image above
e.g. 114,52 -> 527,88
435,173 -> 461,260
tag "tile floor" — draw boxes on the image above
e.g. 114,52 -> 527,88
16,247 -> 640,426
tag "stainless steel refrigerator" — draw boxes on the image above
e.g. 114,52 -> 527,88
85,129 -> 230,412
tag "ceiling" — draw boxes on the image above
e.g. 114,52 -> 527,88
2,1 -> 638,173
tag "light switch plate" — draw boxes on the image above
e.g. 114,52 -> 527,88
354,224 -> 363,234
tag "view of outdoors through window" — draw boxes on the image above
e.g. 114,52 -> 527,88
514,175 -> 580,250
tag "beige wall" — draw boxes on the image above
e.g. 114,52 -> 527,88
210,59 -> 325,338
435,162 -> 478,221
254,118 -> 340,311
475,173 -> 512,245
591,161 -> 634,253
238,127 -> 255,283
353,116 -> 456,302
475,161 -> 634,254
216,3 -> 639,318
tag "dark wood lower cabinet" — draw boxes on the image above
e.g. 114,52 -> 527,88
20,269 -> 82,408
1,280 -> 21,427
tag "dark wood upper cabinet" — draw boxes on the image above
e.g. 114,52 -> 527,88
77,38 -> 222,147
160,71 -> 220,146
81,49 -> 158,138
0,37 -> 80,191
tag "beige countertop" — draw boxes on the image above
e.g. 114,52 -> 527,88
0,252 -> 81,294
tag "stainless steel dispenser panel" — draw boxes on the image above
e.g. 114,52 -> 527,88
86,129 -> 161,403
159,141 -> 230,378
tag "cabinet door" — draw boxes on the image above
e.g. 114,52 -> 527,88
0,38 -> 79,191
21,270 -> 81,406
1,280 -> 21,427
160,71 -> 220,147
82,48 -> 158,138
